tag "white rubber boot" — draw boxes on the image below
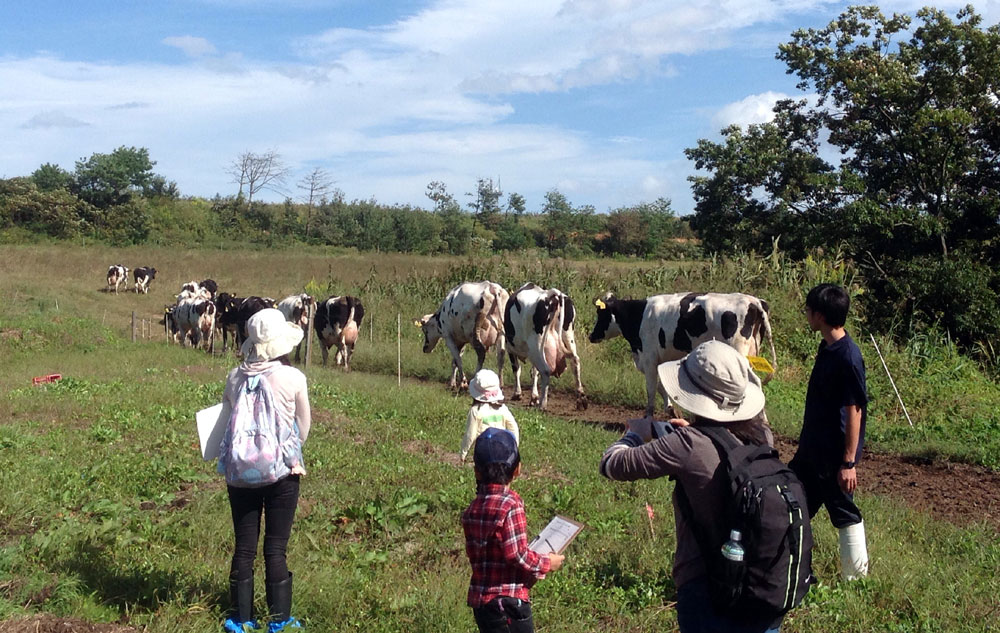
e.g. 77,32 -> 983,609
839,520 -> 869,580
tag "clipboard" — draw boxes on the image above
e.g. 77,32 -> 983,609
528,515 -> 584,554
196,403 -> 226,461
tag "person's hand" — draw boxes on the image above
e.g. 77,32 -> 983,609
838,466 -> 857,494
291,464 -> 307,477
668,417 -> 690,428
548,553 -> 565,571
626,417 -> 653,442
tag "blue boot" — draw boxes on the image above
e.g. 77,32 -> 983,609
224,577 -> 258,632
266,572 -> 302,632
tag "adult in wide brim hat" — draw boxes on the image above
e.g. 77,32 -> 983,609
656,340 -> 765,422
241,308 -> 304,362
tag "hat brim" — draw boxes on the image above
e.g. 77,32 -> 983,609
657,358 -> 765,422
469,383 -> 504,403
240,323 -> 304,361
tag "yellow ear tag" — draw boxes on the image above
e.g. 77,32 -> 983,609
747,356 -> 775,374
595,299 -> 606,310
413,320 -> 423,327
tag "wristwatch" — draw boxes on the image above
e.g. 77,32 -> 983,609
840,460 -> 856,470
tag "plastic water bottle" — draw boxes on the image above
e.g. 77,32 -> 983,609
721,529 -> 745,562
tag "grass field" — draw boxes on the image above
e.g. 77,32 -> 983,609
1,244 -> 999,632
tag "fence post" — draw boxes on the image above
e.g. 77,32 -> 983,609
131,311 -> 137,343
397,313 -> 401,386
305,303 -> 314,367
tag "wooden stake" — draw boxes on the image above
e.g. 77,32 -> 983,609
131,311 -> 137,342
869,333 -> 914,427
305,302 -> 314,367
397,313 -> 401,386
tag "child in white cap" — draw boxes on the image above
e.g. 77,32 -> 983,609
460,369 -> 520,462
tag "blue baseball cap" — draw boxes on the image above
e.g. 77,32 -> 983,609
473,428 -> 519,469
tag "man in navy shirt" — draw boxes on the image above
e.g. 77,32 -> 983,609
790,283 -> 869,581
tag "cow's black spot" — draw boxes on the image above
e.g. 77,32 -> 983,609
674,293 -> 707,352
760,299 -> 770,315
478,297 -> 485,309
504,297 -> 519,341
659,327 -> 666,349
563,295 -> 575,330
533,297 -> 554,335
741,303 -> 761,339
618,299 -> 647,353
721,311 -> 738,340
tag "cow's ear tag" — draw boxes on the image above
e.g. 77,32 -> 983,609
595,299 -> 606,310
747,356 -> 774,374
412,319 -> 422,327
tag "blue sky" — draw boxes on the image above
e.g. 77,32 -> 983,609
2,1 -> 996,215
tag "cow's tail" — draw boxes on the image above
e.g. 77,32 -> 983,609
759,301 -> 777,384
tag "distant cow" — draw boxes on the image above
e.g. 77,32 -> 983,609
133,267 -> 157,294
234,296 -> 276,350
214,292 -> 242,352
589,292 -> 776,416
107,265 -> 128,294
177,281 -> 211,302
173,298 -> 216,351
278,294 -> 316,362
504,283 -> 585,410
315,296 -> 364,370
200,279 -> 218,300
416,281 -> 508,390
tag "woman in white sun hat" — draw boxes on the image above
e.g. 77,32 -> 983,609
460,369 -> 520,462
217,308 -> 311,632
599,340 -> 783,633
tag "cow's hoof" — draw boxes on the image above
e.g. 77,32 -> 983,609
576,396 -> 589,411
510,393 -> 522,402
529,396 -> 540,406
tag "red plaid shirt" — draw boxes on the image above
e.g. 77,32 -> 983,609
462,483 -> 551,607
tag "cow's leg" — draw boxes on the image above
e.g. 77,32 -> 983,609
538,370 -> 552,410
508,353 -> 523,401
345,343 -> 354,371
495,334 -> 506,387
320,341 -> 330,366
644,366 -> 659,418
529,366 -> 541,406
444,337 -> 465,390
563,332 -> 587,409
471,339 -> 488,375
658,380 -> 672,416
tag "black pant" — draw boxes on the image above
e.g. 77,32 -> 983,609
227,475 -> 300,584
789,456 -> 862,528
472,597 -> 534,633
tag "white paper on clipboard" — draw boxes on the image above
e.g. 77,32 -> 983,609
196,403 -> 225,461
528,515 -> 584,554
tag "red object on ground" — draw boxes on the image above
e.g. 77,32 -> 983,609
32,374 -> 62,386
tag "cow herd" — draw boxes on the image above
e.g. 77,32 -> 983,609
104,265 -> 776,414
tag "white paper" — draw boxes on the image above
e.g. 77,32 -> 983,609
529,515 -> 583,554
196,403 -> 226,461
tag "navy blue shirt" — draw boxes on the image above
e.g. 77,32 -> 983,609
798,332 -> 868,469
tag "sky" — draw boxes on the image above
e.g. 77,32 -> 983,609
1,1 -> 997,215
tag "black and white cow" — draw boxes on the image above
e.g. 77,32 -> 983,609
200,279 -> 218,300
314,296 -> 364,370
107,265 -> 128,294
234,296 -> 276,350
589,292 -> 776,416
278,293 -> 316,362
415,281 -> 508,390
133,267 -> 157,294
214,293 -> 242,352
177,281 -> 212,302
172,297 -> 216,351
504,283 -> 585,410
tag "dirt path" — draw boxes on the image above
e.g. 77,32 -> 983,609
515,389 -> 1000,533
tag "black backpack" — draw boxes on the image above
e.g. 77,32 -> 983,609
676,425 -> 813,619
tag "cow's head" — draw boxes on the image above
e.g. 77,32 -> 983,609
414,313 -> 442,353
589,292 -> 622,343
148,267 -> 157,279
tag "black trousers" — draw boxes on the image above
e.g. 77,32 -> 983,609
472,597 -> 534,633
227,475 -> 300,584
789,456 -> 862,528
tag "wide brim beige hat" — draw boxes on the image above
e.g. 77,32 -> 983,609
657,340 -> 765,422
241,308 -> 304,361
469,369 -> 504,403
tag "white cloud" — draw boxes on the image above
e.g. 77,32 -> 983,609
21,111 -> 89,129
162,35 -> 218,58
713,91 -> 791,128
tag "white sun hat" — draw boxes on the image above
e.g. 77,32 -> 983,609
657,340 -> 765,422
468,369 -> 504,403
241,308 -> 304,362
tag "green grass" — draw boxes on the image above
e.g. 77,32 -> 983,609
1,244 -> 999,631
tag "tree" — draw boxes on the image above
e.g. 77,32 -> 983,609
507,192 -> 526,217
72,146 -> 156,208
467,178 -> 503,229
426,181 -> 458,213
297,167 -> 336,240
31,163 -> 73,192
227,150 -> 290,206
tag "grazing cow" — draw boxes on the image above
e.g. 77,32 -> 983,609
314,296 -> 364,370
504,283 -> 586,410
415,281 -> 508,390
133,267 -> 157,294
278,294 -> 316,362
106,265 -> 128,294
234,296 -> 276,350
173,298 -> 216,351
200,279 -> 218,300
589,292 -> 776,416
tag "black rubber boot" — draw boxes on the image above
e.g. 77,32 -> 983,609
224,577 -> 255,631
265,572 -> 300,631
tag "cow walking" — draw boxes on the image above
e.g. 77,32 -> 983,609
133,267 -> 157,294
504,283 -> 586,410
173,298 -> 216,351
589,292 -> 776,416
107,265 -> 128,294
315,295 -> 364,370
278,293 -> 316,362
416,281 -> 508,390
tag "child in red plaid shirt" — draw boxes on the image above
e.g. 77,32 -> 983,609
461,428 -> 565,633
